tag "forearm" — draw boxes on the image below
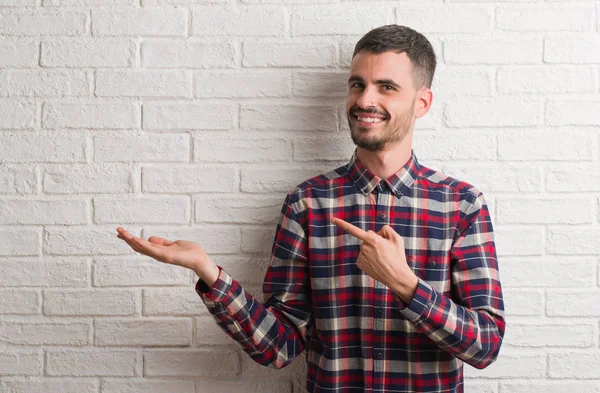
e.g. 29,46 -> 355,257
199,269 -> 310,369
398,279 -> 505,369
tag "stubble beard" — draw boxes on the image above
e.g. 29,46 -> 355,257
348,102 -> 415,152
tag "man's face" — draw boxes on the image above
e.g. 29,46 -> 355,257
346,50 -> 420,152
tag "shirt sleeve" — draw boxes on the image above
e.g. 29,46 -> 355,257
398,191 -> 505,369
197,191 -> 312,369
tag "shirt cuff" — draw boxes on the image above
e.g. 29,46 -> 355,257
194,266 -> 234,304
397,278 -> 435,324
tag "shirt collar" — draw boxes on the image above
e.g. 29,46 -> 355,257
347,149 -> 421,198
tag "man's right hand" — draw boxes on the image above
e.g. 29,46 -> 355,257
116,227 -> 220,287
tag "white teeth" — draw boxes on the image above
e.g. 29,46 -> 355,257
357,116 -> 383,123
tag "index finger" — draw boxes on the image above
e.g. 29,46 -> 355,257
331,217 -> 371,243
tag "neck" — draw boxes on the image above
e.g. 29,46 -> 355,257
356,138 -> 413,180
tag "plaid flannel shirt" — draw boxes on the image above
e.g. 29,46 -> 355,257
197,150 -> 505,393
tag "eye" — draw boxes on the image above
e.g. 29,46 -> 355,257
382,85 -> 396,91
349,82 -> 364,89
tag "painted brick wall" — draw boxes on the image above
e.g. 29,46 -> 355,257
0,1 -> 599,392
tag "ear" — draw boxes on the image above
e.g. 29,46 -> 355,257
414,88 -> 433,119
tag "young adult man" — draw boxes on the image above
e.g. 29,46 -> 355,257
117,25 -> 505,393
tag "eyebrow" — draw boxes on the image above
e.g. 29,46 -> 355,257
347,75 -> 402,89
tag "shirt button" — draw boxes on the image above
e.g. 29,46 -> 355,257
429,261 -> 437,267
377,352 -> 384,359
379,213 -> 386,219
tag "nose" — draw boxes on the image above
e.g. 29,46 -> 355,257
356,86 -> 378,109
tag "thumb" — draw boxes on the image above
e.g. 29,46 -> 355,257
147,236 -> 174,246
379,225 -> 398,242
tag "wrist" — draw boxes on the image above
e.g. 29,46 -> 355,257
194,263 -> 220,288
391,271 -> 419,304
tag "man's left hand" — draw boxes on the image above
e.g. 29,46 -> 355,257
331,217 -> 419,304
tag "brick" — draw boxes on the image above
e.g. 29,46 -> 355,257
41,39 -> 136,67
94,258 -> 188,287
142,226 -> 241,254
0,378 -> 97,393
43,164 -> 133,194
95,318 -> 192,346
548,353 -> 600,378
0,290 -> 40,314
96,70 -> 191,98
0,200 -> 87,225
94,133 -> 189,163
416,131 -> 496,161
445,98 -> 541,127
502,289 -> 542,317
44,289 -> 137,316
242,227 -> 273,254
192,7 -> 284,37
545,36 -> 600,64
498,130 -> 592,161
463,381 -> 497,393
211,255 -> 270,285
547,165 -> 600,192
502,257 -> 595,288
444,38 -> 542,64
0,228 -> 39,256
100,380 -> 194,393
142,166 -> 237,193
0,165 -> 37,194
195,195 -> 281,224
497,197 -> 592,224
0,351 -> 42,376
433,66 -> 493,97
195,70 -> 290,98
292,71 -> 347,97
397,6 -> 491,33
196,380 -> 292,393
243,41 -> 336,68
45,226 -> 139,256
497,66 -> 595,94
548,228 -> 600,255
0,70 -> 88,97
194,316 -> 233,346
0,39 -> 38,68
241,166 -> 321,193
194,133 -> 292,163
463,353 -> 545,379
43,101 -> 138,129
0,258 -> 89,287
102,197 -> 180,227
142,40 -> 235,68
92,8 -> 187,37
46,350 -> 138,376
144,0 -> 229,4
94,196 -> 190,224
143,288 -> 208,316
547,100 -> 600,126
505,323 -> 594,348
494,227 -> 543,256
293,137 -> 356,162
442,164 -> 541,193
241,104 -> 336,131
143,102 -> 235,131
45,0 -> 134,3
0,0 -> 35,5
497,6 -> 592,31
0,10 -> 86,36
0,101 -> 36,129
0,134 -> 86,163
546,291 -> 600,317
291,5 -> 390,36
144,349 -> 240,377
500,381 -> 600,393
0,321 -> 90,346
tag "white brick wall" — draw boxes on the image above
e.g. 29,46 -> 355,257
0,1 -> 599,392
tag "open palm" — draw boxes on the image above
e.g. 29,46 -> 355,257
116,227 -> 208,271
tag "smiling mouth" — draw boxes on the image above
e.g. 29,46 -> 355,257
356,115 -> 385,123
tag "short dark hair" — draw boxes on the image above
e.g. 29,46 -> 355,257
352,25 -> 437,89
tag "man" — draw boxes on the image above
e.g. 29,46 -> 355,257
117,25 -> 505,393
